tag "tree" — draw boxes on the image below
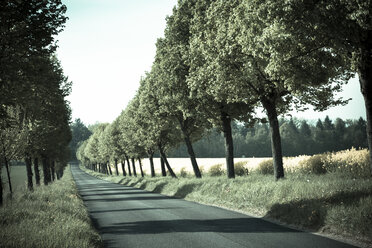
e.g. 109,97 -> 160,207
188,0 -> 257,178
116,112 -> 132,176
253,0 -> 371,174
152,1 -> 212,178
298,120 -> 313,154
104,120 -> 125,176
136,72 -> 180,178
334,118 -> 348,151
97,123 -> 111,175
324,116 -> 335,131
76,140 -> 89,168
0,0 -> 70,191
0,107 -> 26,201
299,120 -> 312,138
199,0 -> 351,180
0,0 -> 67,124
280,119 -> 300,156
23,55 -> 72,186
350,117 -> 368,149
69,119 -> 92,161
85,124 -> 108,173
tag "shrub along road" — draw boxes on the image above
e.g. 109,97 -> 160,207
71,165 -> 357,248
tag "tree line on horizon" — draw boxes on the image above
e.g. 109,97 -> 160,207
0,0 -> 71,206
77,0 -> 372,180
168,116 -> 367,158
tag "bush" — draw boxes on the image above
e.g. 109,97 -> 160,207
199,165 -> 205,176
256,159 -> 274,175
179,167 -> 189,178
298,154 -> 327,175
208,163 -> 225,177
295,148 -> 369,177
234,161 -> 248,176
324,148 -> 370,177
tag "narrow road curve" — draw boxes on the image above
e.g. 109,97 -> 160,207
71,165 -> 357,248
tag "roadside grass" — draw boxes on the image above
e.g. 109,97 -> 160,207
81,148 -> 372,246
0,166 -> 103,248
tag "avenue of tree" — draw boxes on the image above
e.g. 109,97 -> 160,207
77,0 -> 372,180
0,0 -> 71,206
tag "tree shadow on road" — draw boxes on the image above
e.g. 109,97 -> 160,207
153,182 -> 168,193
90,207 -> 185,214
99,217 -> 298,235
174,183 -> 197,198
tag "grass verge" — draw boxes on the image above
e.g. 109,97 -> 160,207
0,166 -> 103,248
82,166 -> 372,247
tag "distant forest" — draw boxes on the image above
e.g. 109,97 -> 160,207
168,116 -> 367,158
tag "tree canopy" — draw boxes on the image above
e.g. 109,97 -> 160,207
76,0 -> 371,179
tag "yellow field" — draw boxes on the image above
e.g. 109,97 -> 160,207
112,148 -> 369,177
114,156 -> 310,175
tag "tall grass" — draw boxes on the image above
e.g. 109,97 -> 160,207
203,148 -> 370,178
0,166 -> 102,248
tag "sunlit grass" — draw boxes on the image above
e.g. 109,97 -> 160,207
0,166 -> 103,248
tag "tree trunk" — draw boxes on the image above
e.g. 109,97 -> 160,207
262,99 -> 285,180
56,164 -> 63,180
131,158 -> 137,177
220,111 -> 235,179
107,161 -> 112,175
179,119 -> 202,178
148,152 -> 155,177
0,167 -> 3,206
25,155 -> 33,190
50,161 -> 55,181
105,163 -> 108,174
102,163 -> 105,174
114,159 -> 119,176
4,157 -> 12,196
34,157 -> 40,186
42,156 -> 51,185
138,158 -> 144,177
126,156 -> 132,176
158,145 -> 177,178
359,35 -> 372,176
160,157 -> 166,177
121,160 -> 127,176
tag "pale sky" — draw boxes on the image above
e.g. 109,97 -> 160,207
56,0 -> 366,125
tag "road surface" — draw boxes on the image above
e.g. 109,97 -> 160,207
71,165 -> 358,248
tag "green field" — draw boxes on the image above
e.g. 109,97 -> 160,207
1,166 -> 28,196
1,165 -> 46,200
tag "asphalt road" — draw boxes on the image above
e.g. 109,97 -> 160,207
71,165 -> 358,248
